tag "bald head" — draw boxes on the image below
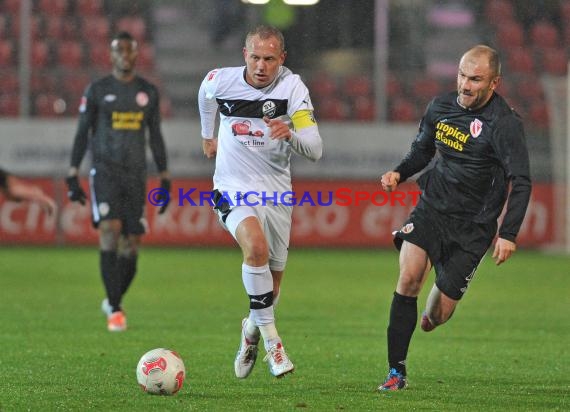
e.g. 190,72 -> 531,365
456,45 -> 501,110
461,45 -> 501,77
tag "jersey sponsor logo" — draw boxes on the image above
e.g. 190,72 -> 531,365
262,100 -> 277,118
470,119 -> 483,138
79,96 -> 87,113
231,120 -> 264,138
207,70 -> 218,81
136,91 -> 149,107
104,94 -> 117,102
435,121 -> 470,152
112,111 -> 144,130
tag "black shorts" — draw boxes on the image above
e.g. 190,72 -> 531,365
89,167 -> 147,235
393,201 -> 496,300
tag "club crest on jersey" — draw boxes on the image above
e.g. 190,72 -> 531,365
470,119 -> 483,138
262,100 -> 277,118
400,223 -> 414,234
207,70 -> 218,81
136,92 -> 149,107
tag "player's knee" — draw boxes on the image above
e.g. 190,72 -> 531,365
397,271 -> 424,295
243,241 -> 269,265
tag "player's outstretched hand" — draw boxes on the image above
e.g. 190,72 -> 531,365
492,237 -> 516,265
65,175 -> 87,205
381,171 -> 400,192
158,178 -> 171,214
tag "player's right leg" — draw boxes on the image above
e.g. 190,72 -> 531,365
379,241 -> 431,391
228,210 -> 293,378
90,168 -> 127,331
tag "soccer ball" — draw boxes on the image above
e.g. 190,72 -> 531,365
136,348 -> 186,395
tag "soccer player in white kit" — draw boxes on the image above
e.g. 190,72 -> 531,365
198,25 -> 323,378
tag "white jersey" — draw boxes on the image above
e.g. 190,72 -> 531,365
198,66 -> 322,199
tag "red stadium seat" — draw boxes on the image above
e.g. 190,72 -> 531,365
44,16 -> 64,40
56,41 -> 84,69
514,75 -> 544,101
484,0 -> 515,26
529,21 -> 560,49
81,16 -> 110,44
389,97 -> 416,123
0,71 -> 19,94
77,0 -> 104,16
495,21 -> 524,49
62,73 -> 91,98
137,44 -> 155,69
0,39 -> 14,67
506,49 -> 534,74
310,74 -> 338,99
36,0 -> 69,16
411,77 -> 442,103
1,0 -> 21,15
527,101 -> 550,128
31,72 -> 59,94
386,73 -> 403,98
342,75 -> 373,98
88,42 -> 111,70
0,93 -> 20,116
31,40 -> 51,69
541,48 -> 568,75
10,14 -> 42,39
115,16 -> 147,40
317,97 -> 349,121
352,96 -> 375,121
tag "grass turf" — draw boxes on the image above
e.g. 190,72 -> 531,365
0,247 -> 568,411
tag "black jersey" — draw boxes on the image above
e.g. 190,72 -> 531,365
394,91 -> 531,242
70,75 -> 167,175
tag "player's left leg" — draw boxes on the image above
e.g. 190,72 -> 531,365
117,234 -> 141,298
421,285 -> 459,331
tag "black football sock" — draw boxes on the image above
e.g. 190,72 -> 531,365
118,254 -> 138,297
387,291 -> 418,376
100,251 -> 121,313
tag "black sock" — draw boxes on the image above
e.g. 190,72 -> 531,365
387,291 -> 418,376
118,254 -> 138,296
100,251 -> 121,312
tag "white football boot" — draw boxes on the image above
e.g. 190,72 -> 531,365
234,318 -> 260,378
263,342 -> 294,378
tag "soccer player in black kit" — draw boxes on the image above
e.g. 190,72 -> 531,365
66,32 -> 170,332
377,45 -> 531,390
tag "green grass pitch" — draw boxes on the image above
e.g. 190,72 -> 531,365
1,247 -> 568,411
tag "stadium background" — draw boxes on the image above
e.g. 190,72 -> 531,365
0,0 -> 567,251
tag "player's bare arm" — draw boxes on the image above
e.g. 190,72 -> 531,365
202,138 -> 218,158
492,237 -> 516,266
381,171 -> 400,192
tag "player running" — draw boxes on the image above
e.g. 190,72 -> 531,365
198,25 -> 323,378
378,45 -> 531,390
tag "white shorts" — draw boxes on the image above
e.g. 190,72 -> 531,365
217,200 -> 292,271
